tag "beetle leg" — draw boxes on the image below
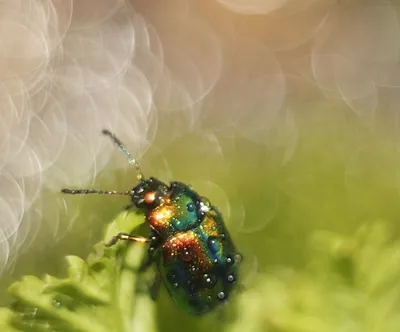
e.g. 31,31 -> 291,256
139,232 -> 161,272
105,233 -> 149,247
123,203 -> 135,211
139,255 -> 153,272
149,273 -> 161,300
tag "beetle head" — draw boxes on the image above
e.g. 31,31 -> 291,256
132,177 -> 168,211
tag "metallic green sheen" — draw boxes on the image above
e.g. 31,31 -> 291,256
167,182 -> 204,234
140,181 -> 240,315
157,206 -> 240,315
132,179 -> 241,315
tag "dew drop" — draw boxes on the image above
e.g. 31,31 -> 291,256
227,274 -> 235,283
181,250 -> 192,262
186,202 -> 195,212
207,236 -> 220,253
200,205 -> 210,213
217,291 -> 225,300
203,273 -> 217,288
234,254 -> 242,263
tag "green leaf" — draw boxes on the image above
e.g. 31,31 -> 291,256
228,222 -> 400,332
4,214 -> 400,332
1,211 -> 157,332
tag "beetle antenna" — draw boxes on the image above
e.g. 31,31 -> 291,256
102,129 -> 144,181
61,189 -> 133,196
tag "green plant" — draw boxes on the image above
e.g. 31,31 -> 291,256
2,214 -> 400,332
0,211 -> 157,332
228,222 -> 400,332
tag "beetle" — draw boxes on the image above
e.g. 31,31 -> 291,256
61,129 -> 241,315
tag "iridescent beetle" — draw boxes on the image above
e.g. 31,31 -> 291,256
61,130 -> 241,315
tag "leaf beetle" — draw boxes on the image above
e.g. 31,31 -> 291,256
62,129 -> 242,315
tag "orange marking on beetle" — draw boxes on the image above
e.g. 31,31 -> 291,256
149,205 -> 177,232
144,191 -> 156,204
162,232 -> 212,270
201,215 -> 219,237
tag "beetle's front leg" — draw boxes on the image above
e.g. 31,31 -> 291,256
105,233 -> 149,247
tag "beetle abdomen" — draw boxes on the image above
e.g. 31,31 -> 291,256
158,208 -> 239,315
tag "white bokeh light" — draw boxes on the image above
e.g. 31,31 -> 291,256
1,0 -> 400,275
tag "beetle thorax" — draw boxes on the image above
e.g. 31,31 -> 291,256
147,198 -> 178,237
145,182 -> 205,239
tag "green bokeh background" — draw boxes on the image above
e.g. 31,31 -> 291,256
1,103 -> 400,331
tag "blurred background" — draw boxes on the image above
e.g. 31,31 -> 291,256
1,0 -> 400,331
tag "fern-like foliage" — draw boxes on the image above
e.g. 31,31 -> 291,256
1,218 -> 400,332
0,211 -> 157,332
228,222 -> 400,332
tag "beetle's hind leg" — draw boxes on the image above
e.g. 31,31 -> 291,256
139,256 -> 153,272
149,273 -> 161,301
136,272 -> 161,299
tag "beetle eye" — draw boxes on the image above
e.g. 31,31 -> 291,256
144,191 -> 156,204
